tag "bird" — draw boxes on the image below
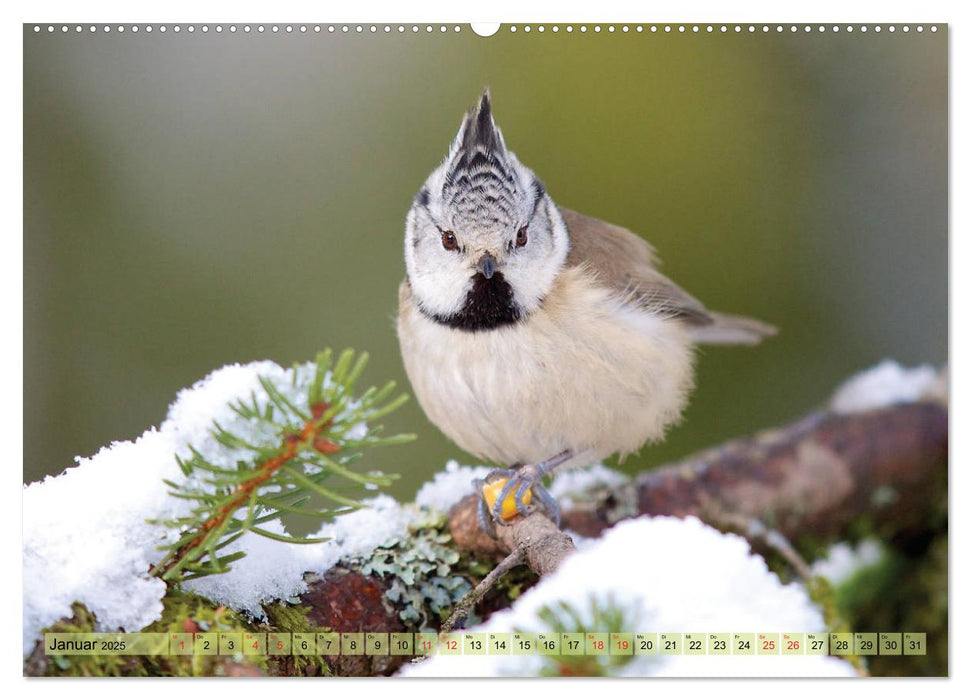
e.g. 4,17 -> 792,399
396,90 -> 775,535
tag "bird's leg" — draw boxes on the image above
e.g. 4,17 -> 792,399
475,450 -> 573,536
530,482 -> 561,527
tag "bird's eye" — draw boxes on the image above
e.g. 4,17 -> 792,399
441,231 -> 458,251
516,226 -> 528,247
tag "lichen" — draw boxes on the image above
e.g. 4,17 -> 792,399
352,508 -> 473,626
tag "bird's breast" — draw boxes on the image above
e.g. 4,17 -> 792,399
396,268 -> 695,466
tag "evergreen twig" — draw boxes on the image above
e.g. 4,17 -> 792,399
149,349 -> 414,582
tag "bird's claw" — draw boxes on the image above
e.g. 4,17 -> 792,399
474,464 -> 561,538
475,487 -> 497,538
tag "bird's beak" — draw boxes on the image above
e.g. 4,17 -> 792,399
477,252 -> 498,280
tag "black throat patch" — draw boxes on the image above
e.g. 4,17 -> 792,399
422,272 -> 523,332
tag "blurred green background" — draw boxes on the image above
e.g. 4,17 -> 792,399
23,25 -> 947,502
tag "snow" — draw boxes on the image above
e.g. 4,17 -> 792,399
23,428 -> 180,656
162,360 -> 290,471
22,360 -> 409,657
830,360 -> 943,414
343,421 -> 370,440
23,361 -> 634,661
402,516 -> 856,677
25,353 -> 900,670
811,539 -> 885,586
414,460 -> 492,513
548,463 -> 630,509
183,495 -> 416,615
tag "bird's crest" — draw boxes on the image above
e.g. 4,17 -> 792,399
459,89 -> 504,154
442,90 -> 521,226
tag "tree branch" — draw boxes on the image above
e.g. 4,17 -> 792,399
572,401 -> 946,542
441,543 -> 527,633
291,393 -> 947,676
448,400 -> 947,569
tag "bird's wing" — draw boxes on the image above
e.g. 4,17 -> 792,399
559,207 -> 776,345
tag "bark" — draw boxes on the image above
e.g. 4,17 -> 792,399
447,493 -> 577,574
448,400 -> 948,568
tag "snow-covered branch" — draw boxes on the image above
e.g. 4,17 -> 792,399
23,359 -> 947,678
448,362 -> 947,575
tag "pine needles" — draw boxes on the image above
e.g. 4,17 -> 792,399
149,349 -> 414,582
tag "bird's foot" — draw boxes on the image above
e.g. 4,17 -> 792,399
473,451 -> 572,537
473,468 -> 517,538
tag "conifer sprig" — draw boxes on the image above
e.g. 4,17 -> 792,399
150,349 -> 414,582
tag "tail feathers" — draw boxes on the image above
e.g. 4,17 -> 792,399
689,312 -> 778,346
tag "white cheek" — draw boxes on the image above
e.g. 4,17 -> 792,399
404,203 -> 475,317
502,208 -> 570,310
408,252 -> 474,316
503,256 -> 555,309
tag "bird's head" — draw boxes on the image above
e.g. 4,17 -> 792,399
404,90 -> 570,331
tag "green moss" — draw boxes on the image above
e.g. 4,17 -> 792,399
262,601 -> 332,676
27,602 -> 143,677
141,587 -> 266,676
793,533 -> 833,566
150,587 -> 252,633
27,590 -> 266,677
805,576 -> 866,673
835,534 -> 947,676
800,525 -> 947,677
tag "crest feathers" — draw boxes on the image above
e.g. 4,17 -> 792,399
459,88 -> 505,154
